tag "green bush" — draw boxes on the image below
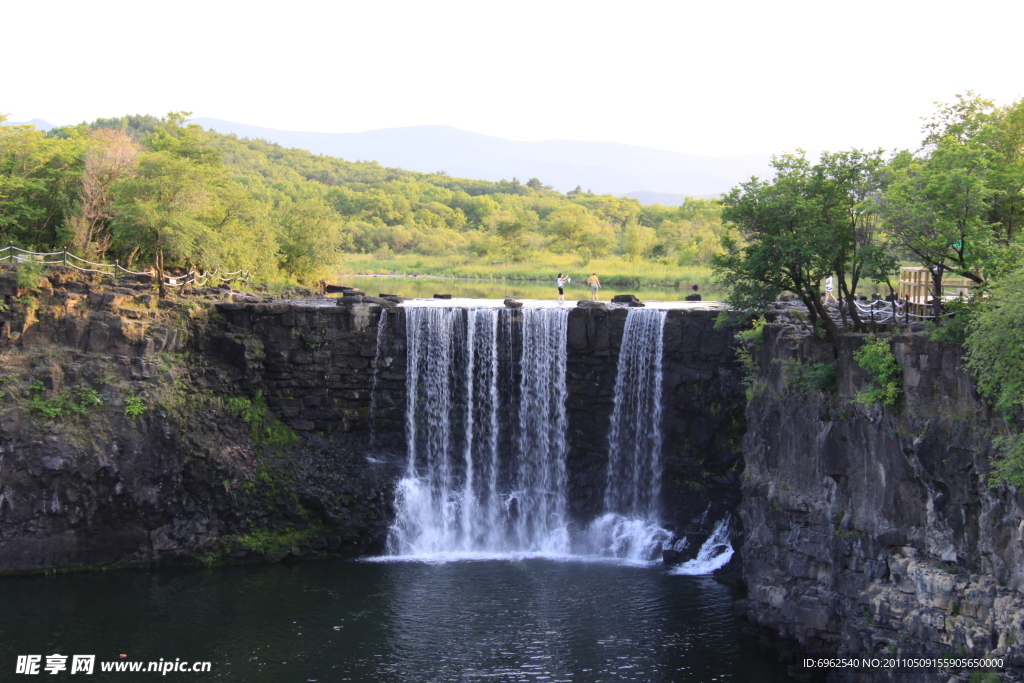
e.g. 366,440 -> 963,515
924,296 -> 979,345
735,316 -> 768,401
15,261 -> 46,289
853,337 -> 902,406
965,268 -> 1024,486
30,385 -> 104,419
736,315 -> 768,343
780,358 -> 837,392
124,392 -> 146,419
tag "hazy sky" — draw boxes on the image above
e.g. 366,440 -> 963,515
6,0 -> 1022,157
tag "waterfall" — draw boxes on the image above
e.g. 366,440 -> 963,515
586,308 -> 673,561
605,308 -> 667,519
369,308 -> 391,449
387,305 -> 570,556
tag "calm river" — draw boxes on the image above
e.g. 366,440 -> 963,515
0,558 -> 787,682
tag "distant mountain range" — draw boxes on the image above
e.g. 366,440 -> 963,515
6,118 -> 774,204
6,119 -> 55,131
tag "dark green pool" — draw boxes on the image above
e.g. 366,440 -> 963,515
0,558 -> 787,682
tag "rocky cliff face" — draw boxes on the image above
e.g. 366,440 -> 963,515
740,324 -> 1024,678
0,270 -> 394,574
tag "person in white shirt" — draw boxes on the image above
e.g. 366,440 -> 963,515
825,275 -> 838,304
556,273 -> 571,302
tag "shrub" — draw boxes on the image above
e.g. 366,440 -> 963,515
853,337 -> 902,406
29,385 -> 104,419
924,296 -> 978,346
224,390 -> 299,450
124,392 -> 146,419
735,316 -> 768,401
965,268 -> 1024,486
780,358 -> 837,392
736,315 -> 768,343
15,261 -> 46,289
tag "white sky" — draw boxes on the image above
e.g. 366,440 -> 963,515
6,0 -> 1022,157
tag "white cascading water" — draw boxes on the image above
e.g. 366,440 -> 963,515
387,305 -> 570,556
369,308 -> 391,450
586,308 -> 673,561
671,516 -> 734,575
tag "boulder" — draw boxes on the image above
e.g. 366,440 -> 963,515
611,294 -> 641,304
503,298 -> 523,309
433,294 -> 452,299
379,294 -> 405,304
685,293 -> 702,301
576,300 -> 608,309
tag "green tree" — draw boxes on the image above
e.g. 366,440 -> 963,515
813,149 -> 895,330
275,196 -> 346,283
715,152 -> 841,341
881,138 -> 993,318
964,266 -> 1024,485
621,220 -> 656,262
487,209 -> 531,260
0,120 -> 85,247
110,151 -> 215,295
921,93 -> 1024,269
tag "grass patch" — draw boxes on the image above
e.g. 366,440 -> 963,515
779,358 -> 838,392
224,390 -> 300,451
200,524 -> 328,565
338,252 -> 715,290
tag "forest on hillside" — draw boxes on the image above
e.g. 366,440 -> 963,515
0,112 -> 725,285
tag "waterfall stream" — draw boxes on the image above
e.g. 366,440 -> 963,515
586,308 -> 673,561
385,302 -> 731,569
387,306 -> 570,556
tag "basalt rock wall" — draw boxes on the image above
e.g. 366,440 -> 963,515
0,282 -> 395,575
563,306 -> 745,531
740,324 -> 1024,678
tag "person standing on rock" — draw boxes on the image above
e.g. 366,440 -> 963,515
587,273 -> 601,301
557,273 -> 571,302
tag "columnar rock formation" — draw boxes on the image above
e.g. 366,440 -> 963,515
740,324 -> 1024,672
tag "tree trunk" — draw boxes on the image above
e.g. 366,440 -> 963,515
839,279 -> 865,332
801,286 -> 841,346
157,249 -> 166,299
932,267 -> 943,321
